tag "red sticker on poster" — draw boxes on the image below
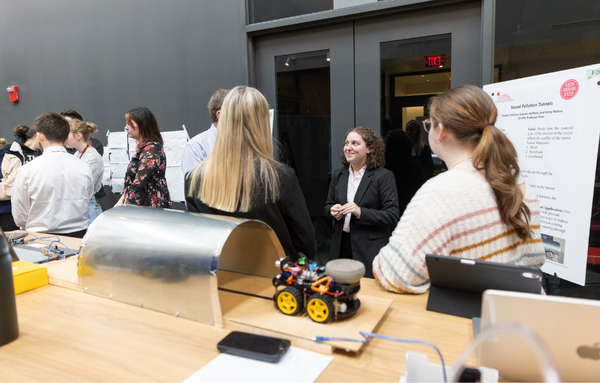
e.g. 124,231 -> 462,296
560,79 -> 579,100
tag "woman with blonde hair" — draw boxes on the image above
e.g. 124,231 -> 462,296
65,120 -> 104,224
185,86 -> 317,261
373,85 -> 545,294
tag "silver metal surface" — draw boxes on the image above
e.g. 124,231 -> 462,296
79,205 -> 284,325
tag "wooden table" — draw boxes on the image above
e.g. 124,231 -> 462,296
1,233 -> 474,382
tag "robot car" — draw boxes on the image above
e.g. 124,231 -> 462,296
272,257 -> 365,324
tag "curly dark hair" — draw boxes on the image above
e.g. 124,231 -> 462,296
340,126 -> 385,170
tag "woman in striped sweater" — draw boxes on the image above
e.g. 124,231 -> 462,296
373,85 -> 545,294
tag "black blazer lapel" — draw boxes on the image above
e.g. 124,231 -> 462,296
338,167 -> 349,204
353,169 -> 373,205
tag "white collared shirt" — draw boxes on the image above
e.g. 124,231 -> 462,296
75,146 -> 104,193
181,124 -> 217,176
12,146 -> 94,233
343,165 -> 366,233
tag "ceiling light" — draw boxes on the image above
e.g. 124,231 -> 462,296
326,52 -> 330,62
285,58 -> 290,67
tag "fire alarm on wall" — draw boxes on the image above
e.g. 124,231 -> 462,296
7,86 -> 19,102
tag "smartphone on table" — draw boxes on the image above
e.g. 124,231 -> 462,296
217,331 -> 290,363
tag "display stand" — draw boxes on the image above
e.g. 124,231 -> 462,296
218,271 -> 393,354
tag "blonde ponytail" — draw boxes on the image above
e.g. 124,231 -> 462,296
70,120 -> 98,144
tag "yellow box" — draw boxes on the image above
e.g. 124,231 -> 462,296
12,260 -> 48,294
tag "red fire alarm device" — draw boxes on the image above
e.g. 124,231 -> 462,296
7,86 -> 19,102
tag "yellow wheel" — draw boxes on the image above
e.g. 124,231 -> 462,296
306,294 -> 334,323
275,287 -> 303,316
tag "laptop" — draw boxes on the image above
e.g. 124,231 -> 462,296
480,290 -> 600,382
425,254 -> 543,318
2,230 -> 71,264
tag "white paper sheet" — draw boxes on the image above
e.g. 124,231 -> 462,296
484,63 -> 600,285
107,131 -> 128,148
108,148 -> 130,163
166,166 -> 185,202
162,131 -> 187,166
184,347 -> 333,383
102,149 -> 111,184
107,128 -> 189,197
111,178 -> 124,193
110,163 -> 129,180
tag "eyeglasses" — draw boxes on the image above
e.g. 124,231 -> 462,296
422,118 -> 432,133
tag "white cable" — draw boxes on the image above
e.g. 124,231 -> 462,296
450,322 -> 560,383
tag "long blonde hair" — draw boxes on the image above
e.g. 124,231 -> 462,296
187,86 -> 281,212
429,85 -> 532,240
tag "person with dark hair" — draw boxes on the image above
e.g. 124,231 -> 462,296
115,107 -> 171,208
0,125 -> 42,231
12,113 -> 93,238
0,137 -> 23,231
58,109 -> 83,121
8,125 -> 41,164
373,85 -> 545,294
324,126 -> 400,278
405,119 -> 434,179
181,89 -> 229,176
59,109 -> 104,156
384,129 -> 426,217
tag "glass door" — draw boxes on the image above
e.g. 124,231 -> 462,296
253,2 -> 482,263
354,1 -> 482,130
255,23 -> 354,264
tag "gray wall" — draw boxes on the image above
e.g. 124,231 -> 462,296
0,0 -> 246,144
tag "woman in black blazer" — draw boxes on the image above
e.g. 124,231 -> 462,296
324,127 -> 400,278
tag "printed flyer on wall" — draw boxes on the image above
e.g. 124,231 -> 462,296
484,64 -> 600,285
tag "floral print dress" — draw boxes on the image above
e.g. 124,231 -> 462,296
123,141 -> 172,208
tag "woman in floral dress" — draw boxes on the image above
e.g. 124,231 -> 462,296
115,107 -> 172,208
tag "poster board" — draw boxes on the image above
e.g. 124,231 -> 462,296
106,128 -> 188,202
483,64 -> 600,285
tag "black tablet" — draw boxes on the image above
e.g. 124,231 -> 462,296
425,254 -> 542,318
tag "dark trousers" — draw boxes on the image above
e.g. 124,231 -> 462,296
340,231 -> 353,259
0,214 -> 18,232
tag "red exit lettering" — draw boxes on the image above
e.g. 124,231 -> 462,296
425,55 -> 444,67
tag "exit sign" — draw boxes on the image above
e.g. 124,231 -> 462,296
425,55 -> 444,67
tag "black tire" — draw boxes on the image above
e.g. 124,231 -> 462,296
325,259 -> 365,284
275,287 -> 303,316
306,294 -> 335,324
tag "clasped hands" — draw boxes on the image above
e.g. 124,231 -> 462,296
330,203 -> 361,220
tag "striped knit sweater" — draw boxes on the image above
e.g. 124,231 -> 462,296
373,170 -> 545,294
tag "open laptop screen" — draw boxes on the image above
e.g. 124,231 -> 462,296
480,290 -> 600,382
